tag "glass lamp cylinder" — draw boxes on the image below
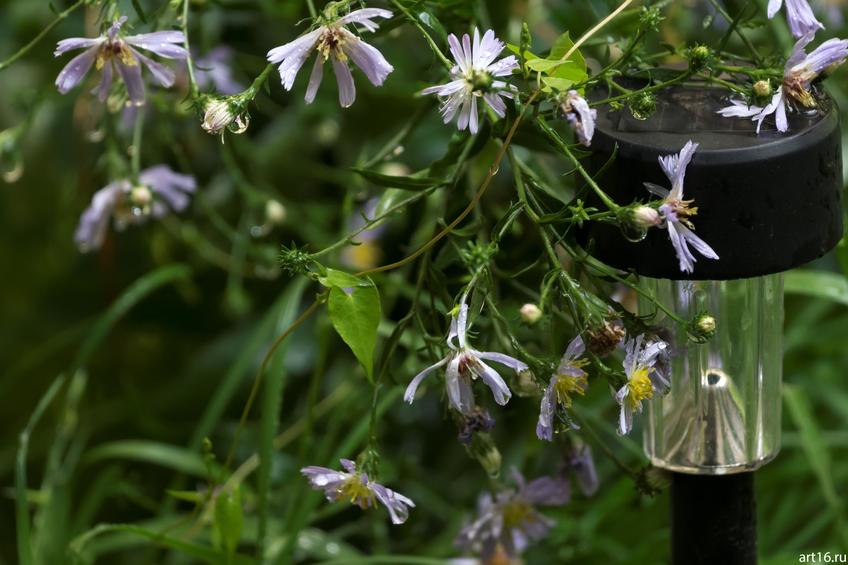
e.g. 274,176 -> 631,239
639,275 -> 784,474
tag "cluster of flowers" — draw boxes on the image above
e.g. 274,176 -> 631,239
718,0 -> 848,133
47,3 -> 838,558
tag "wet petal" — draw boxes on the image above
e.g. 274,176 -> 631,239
117,61 -> 146,106
125,31 -> 188,59
403,356 -> 450,403
304,54 -> 325,103
476,351 -> 528,372
267,28 -> 323,90
476,361 -> 512,406
54,37 -> 102,56
74,182 -> 124,252
332,57 -> 356,107
342,33 -> 393,86
55,46 -> 99,94
369,482 -> 415,525
135,50 -> 176,87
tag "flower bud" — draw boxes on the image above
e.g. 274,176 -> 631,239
130,185 -> 153,207
752,80 -> 772,98
688,312 -> 717,343
686,44 -> 713,70
520,303 -> 543,325
265,199 -> 287,225
202,99 -> 234,134
633,205 -> 661,228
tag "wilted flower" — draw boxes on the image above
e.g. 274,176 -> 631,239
404,294 -> 528,415
458,408 -> 497,445
456,469 -> 570,561
421,28 -> 519,134
585,318 -> 626,357
536,336 -> 589,441
195,46 -> 244,95
301,459 -> 414,524
266,7 -> 394,108
560,90 -> 596,146
767,0 -> 824,38
643,141 -> 719,274
614,335 -> 670,435
201,97 -> 249,136
75,165 -> 196,252
54,17 -> 187,106
718,33 -> 848,133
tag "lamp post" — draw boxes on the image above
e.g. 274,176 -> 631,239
585,84 -> 843,564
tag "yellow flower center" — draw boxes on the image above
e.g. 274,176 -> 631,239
317,27 -> 348,62
501,499 -> 533,529
668,198 -> 699,227
337,476 -> 375,509
96,40 -> 138,69
627,367 -> 655,410
553,364 -> 589,409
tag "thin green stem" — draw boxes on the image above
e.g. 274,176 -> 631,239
182,0 -> 199,98
0,0 -> 85,72
307,0 -> 318,18
705,0 -> 762,64
389,0 -> 453,70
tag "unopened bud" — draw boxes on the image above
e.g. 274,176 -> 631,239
687,44 -> 713,70
520,303 -> 543,324
633,206 -> 661,228
202,98 -> 249,136
265,200 -> 287,225
688,312 -> 717,343
130,185 -> 153,206
753,80 -> 772,98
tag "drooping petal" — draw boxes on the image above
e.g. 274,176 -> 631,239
342,32 -> 394,86
332,57 -> 356,108
455,301 -> 469,349
369,482 -> 415,525
774,92 -> 789,132
667,221 -> 696,273
267,28 -> 323,90
717,99 -> 765,119
74,182 -> 125,252
678,223 -> 719,260
476,351 -> 528,373
536,381 -> 556,442
468,95 -> 479,135
457,97 -> 473,131
447,33 -> 469,74
134,50 -> 176,87
55,46 -> 99,94
475,361 -> 512,406
615,387 -> 634,435
767,0 -> 783,18
483,92 -> 507,118
783,0 -> 824,38
474,29 -> 506,69
117,61 -> 146,106
141,165 -> 196,213
125,31 -> 188,59
92,60 -> 114,101
445,356 -> 474,414
403,356 -> 450,403
304,55 -> 325,103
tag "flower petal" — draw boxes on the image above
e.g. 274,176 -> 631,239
55,46 -> 99,94
54,37 -> 102,56
342,33 -> 393,87
125,31 -> 188,59
369,482 -> 415,525
304,54 -> 325,104
403,356 -> 449,403
267,28 -> 323,90
332,57 -> 356,108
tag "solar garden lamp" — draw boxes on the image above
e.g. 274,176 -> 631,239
585,85 -> 843,565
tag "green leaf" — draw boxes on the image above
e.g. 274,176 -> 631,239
549,32 -> 586,72
351,168 -> 445,191
785,270 -> 848,306
319,268 -> 373,289
327,278 -> 381,382
82,440 -> 222,478
165,490 -> 203,503
214,488 -> 243,557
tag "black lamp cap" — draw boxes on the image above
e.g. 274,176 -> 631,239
583,83 -> 843,280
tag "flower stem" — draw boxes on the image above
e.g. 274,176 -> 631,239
389,0 -> 453,70
0,0 -> 85,73
182,0 -> 199,98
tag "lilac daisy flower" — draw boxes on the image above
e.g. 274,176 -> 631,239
404,293 -> 528,415
75,165 -> 196,252
718,33 -> 848,133
561,90 -> 597,146
266,7 -> 394,108
421,28 -> 519,135
301,459 -> 414,524
456,469 -> 570,561
767,0 -> 824,38
54,17 -> 187,106
536,336 -> 589,441
643,141 -> 719,274
614,335 -> 670,435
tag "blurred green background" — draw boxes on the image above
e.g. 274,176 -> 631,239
1,0 -> 848,563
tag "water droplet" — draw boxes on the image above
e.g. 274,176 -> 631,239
620,223 -> 647,242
